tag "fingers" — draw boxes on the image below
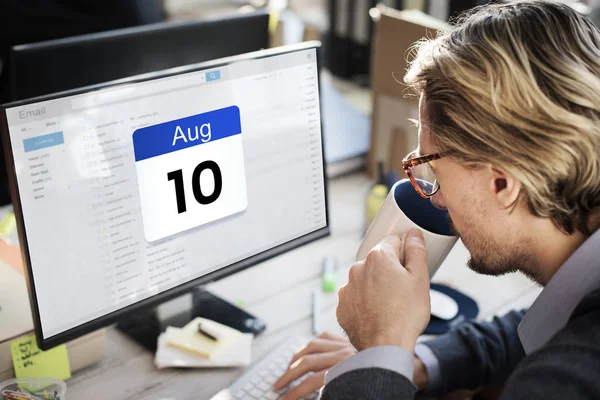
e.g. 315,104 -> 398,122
374,235 -> 403,261
403,229 -> 428,278
364,235 -> 404,271
274,348 -> 354,391
288,338 -> 349,366
318,332 -> 347,342
281,370 -> 326,400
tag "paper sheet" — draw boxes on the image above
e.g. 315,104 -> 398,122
155,326 -> 252,369
166,317 -> 244,359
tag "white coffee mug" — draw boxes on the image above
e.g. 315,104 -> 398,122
357,179 -> 458,278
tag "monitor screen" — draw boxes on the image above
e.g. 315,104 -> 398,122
0,43 -> 328,349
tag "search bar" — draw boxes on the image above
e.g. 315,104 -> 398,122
71,69 -> 221,110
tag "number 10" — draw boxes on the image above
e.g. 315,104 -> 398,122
167,161 -> 223,214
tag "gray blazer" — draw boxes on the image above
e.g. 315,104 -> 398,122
320,287 -> 600,399
322,228 -> 600,399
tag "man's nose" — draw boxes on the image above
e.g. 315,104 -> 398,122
430,190 -> 447,210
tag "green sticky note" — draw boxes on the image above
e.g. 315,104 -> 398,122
11,335 -> 71,380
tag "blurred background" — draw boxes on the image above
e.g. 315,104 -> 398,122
0,0 -> 595,206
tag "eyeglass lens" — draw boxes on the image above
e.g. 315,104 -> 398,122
410,162 -> 439,195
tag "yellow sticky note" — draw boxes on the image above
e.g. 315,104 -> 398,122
269,12 -> 280,36
167,317 -> 242,359
11,335 -> 71,380
0,212 -> 16,238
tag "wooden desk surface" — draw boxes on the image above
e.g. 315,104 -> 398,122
67,172 -> 541,399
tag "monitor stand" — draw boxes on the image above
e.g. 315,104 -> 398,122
116,287 -> 266,351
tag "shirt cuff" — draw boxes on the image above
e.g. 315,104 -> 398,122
324,345 -> 414,385
414,343 -> 442,393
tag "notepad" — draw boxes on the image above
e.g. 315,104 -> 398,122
166,317 -> 243,359
10,334 -> 71,380
155,326 -> 252,369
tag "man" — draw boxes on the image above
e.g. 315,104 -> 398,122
274,1 -> 600,398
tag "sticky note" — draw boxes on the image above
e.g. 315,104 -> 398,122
167,317 -> 242,359
0,212 -> 16,238
11,335 -> 71,380
269,12 -> 280,36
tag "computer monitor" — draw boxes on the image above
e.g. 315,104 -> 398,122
0,11 -> 270,207
0,42 -> 328,350
8,11 -> 270,101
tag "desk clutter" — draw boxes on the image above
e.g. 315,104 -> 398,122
0,378 -> 67,400
155,318 -> 253,369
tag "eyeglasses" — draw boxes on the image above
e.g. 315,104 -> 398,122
401,150 -> 443,198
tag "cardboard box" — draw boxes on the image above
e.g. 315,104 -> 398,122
303,23 -> 322,42
367,6 -> 448,177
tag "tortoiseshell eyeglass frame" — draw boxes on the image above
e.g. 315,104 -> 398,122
401,150 -> 443,198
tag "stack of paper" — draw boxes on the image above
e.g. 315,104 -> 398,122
154,317 -> 253,369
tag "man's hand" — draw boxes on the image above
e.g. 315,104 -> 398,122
414,354 -> 429,391
273,332 -> 356,400
336,229 -> 431,352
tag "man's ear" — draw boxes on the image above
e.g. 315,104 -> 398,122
489,167 -> 521,208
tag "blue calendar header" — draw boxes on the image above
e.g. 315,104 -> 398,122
132,105 -> 241,162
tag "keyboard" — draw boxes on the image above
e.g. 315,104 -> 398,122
210,336 -> 319,400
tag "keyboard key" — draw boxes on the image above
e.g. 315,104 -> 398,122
233,390 -> 251,400
208,337 -> 314,400
268,364 -> 279,373
257,382 -> 271,391
265,391 -> 281,400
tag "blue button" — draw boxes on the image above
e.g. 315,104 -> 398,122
205,70 -> 221,82
23,131 -> 64,152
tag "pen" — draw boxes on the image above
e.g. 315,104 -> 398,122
312,288 -> 321,335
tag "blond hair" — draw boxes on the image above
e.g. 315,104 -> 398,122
404,0 -> 600,235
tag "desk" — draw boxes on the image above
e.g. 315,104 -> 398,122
65,172 -> 541,399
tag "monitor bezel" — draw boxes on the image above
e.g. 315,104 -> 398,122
8,10 -> 270,101
0,41 -> 330,350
